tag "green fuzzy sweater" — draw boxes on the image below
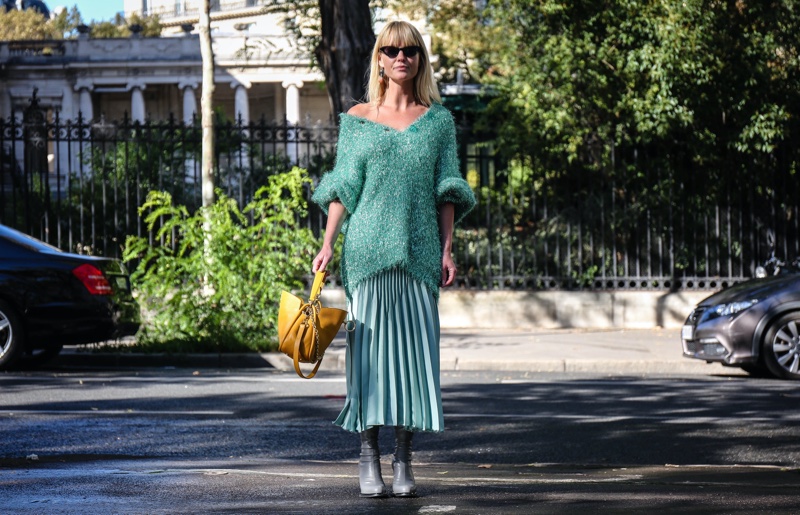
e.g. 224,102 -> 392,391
312,103 -> 476,301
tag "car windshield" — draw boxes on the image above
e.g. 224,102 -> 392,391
0,225 -> 63,254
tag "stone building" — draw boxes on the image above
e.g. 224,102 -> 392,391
0,0 -> 332,127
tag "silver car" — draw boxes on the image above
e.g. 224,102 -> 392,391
682,273 -> 800,379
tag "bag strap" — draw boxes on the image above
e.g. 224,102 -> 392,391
293,318 -> 322,379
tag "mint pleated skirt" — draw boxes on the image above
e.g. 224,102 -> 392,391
334,267 -> 444,433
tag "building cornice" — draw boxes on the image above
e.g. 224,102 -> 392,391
150,6 -> 272,28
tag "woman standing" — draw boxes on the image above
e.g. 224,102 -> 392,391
311,20 -> 475,498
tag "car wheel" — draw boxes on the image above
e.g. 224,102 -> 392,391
763,312 -> 800,380
0,300 -> 24,370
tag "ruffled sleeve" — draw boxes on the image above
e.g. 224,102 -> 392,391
311,115 -> 365,220
435,109 -> 476,224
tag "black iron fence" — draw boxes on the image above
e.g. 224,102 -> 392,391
2,98 -> 799,291
455,131 -> 800,290
1,96 -> 337,258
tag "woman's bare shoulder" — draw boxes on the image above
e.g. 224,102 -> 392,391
347,103 -> 374,119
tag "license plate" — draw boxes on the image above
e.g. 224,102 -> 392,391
681,325 -> 694,340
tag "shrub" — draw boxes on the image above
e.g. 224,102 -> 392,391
123,167 -> 319,352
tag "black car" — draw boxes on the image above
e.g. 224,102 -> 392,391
0,224 -> 140,369
682,273 -> 800,380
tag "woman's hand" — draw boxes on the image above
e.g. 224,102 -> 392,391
441,251 -> 457,287
312,244 -> 334,273
312,201 -> 346,273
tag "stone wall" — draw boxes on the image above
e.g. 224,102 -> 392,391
320,288 -> 712,329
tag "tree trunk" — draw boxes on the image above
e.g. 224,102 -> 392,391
198,0 -> 216,297
198,0 -> 215,207
315,0 -> 375,119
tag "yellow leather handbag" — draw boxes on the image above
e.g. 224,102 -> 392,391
278,271 -> 348,379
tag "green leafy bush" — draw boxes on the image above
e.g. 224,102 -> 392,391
123,167 -> 319,352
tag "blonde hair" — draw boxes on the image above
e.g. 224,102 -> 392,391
366,21 -> 441,107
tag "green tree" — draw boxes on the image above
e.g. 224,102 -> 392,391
90,12 -> 162,38
0,9 -> 61,40
485,1 -> 800,164
0,7 -> 160,41
51,6 -> 84,38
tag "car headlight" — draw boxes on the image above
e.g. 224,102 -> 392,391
710,299 -> 760,318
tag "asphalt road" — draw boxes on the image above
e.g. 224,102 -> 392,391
2,366 -> 800,513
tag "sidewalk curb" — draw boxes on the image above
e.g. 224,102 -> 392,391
54,351 -> 275,369
54,350 -> 728,375
51,328 -> 734,376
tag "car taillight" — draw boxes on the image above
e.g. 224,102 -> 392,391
72,264 -> 113,295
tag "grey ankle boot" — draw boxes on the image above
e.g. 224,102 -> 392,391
358,427 -> 387,498
392,426 -> 416,497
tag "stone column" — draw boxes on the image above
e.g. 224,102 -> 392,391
282,80 -> 303,125
282,80 -> 303,163
229,81 -> 251,176
74,80 -> 94,122
177,80 -> 199,183
128,82 -> 146,123
60,85 -> 75,121
57,86 -> 76,183
179,80 -> 198,125
232,81 -> 250,125
273,83 -> 283,122
72,80 -> 94,179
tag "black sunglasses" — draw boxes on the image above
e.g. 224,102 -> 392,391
379,46 -> 423,59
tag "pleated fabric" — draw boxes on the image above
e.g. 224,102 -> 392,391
334,267 -> 444,433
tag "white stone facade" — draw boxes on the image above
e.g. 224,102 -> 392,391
0,4 -> 331,126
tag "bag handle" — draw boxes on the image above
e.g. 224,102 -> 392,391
309,270 -> 328,302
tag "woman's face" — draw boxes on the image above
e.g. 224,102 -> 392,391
378,40 -> 421,86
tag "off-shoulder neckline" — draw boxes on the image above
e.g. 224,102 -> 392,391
340,103 -> 440,133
